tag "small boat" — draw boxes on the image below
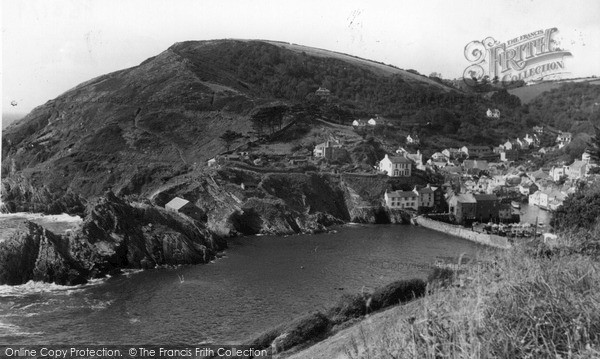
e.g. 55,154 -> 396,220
511,201 -> 521,209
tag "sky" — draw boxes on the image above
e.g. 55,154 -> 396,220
2,0 -> 600,117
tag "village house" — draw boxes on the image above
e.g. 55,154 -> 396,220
582,151 -> 592,164
367,118 -> 377,126
379,154 -> 412,177
500,150 -> 518,162
501,141 -> 513,151
515,138 -> 525,149
529,189 -> 566,210
428,160 -> 449,169
448,193 -> 477,225
460,145 -> 492,158
384,190 -> 419,210
549,166 -> 567,182
315,87 -> 331,99
528,168 -> 551,184
313,140 -> 347,160
523,134 -> 536,147
556,131 -> 572,148
463,159 -> 489,173
533,126 -> 544,134
404,150 -> 424,169
431,152 -> 449,163
475,176 -> 493,193
473,194 -> 501,222
486,108 -> 501,118
463,179 -> 477,192
352,119 -> 367,127
519,182 -> 539,196
406,134 -> 420,145
207,158 -> 217,167
565,160 -> 588,179
413,185 -> 435,209
442,148 -> 463,160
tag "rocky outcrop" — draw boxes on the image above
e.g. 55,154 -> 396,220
347,206 -> 411,224
0,192 -> 226,285
0,221 -> 88,285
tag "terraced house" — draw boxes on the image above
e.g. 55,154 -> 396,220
384,190 -> 418,210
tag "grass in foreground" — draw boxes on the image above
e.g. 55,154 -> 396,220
345,229 -> 600,359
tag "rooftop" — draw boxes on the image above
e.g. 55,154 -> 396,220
165,197 -> 191,210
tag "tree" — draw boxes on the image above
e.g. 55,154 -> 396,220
587,125 -> 600,164
249,105 -> 289,137
220,130 -> 243,151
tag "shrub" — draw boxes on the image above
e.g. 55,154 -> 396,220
273,312 -> 331,352
370,279 -> 427,311
326,293 -> 368,324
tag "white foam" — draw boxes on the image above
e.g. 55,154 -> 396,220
0,279 -> 104,297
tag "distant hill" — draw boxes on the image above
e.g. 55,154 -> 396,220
509,78 -> 600,104
1,113 -> 26,129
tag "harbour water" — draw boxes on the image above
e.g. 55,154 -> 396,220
0,224 -> 485,345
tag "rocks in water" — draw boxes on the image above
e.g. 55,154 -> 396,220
0,191 -> 226,286
0,221 -> 88,285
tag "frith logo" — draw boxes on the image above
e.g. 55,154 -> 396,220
463,28 -> 572,87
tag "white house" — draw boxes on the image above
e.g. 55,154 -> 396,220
486,108 -> 500,118
549,166 -> 566,182
368,118 -> 377,126
396,147 -> 408,155
431,152 -> 449,163
406,134 -> 420,145
582,151 -> 592,164
566,160 -> 588,179
384,190 -> 418,210
404,150 -> 423,168
352,119 -> 366,127
379,154 -> 412,177
502,141 -> 513,151
556,131 -> 572,148
442,148 -> 462,159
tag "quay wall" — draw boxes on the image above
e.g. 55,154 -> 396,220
414,216 -> 510,249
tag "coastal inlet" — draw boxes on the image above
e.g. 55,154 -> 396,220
0,224 -> 483,345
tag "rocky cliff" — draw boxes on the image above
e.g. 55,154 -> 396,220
0,192 -> 226,285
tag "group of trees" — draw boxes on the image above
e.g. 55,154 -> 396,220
249,105 -> 289,137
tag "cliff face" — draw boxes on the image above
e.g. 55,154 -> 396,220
151,169 -> 410,237
0,192 -> 226,285
0,170 -> 414,286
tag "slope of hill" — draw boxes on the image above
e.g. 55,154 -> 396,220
509,77 -> 600,104
1,39 -> 460,213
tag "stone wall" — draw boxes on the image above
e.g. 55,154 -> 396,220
414,216 -> 510,249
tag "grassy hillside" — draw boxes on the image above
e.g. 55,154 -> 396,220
509,77 -> 600,104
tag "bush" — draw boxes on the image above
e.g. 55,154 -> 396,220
273,312 -> 331,352
370,278 -> 427,311
326,293 -> 368,324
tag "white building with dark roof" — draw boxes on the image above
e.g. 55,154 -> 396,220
379,154 -> 412,177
